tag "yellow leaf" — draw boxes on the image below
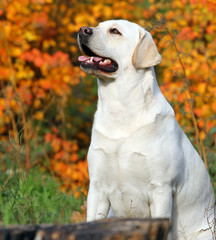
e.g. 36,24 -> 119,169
103,6 -> 112,19
200,131 -> 206,141
43,39 -> 56,49
4,115 -> 10,124
24,31 -> 37,41
67,23 -> 76,33
62,17 -> 70,26
197,83 -> 206,94
34,111 -> 44,120
33,99 -> 41,108
63,75 -> 71,83
11,47 -> 22,57
10,99 -> 17,108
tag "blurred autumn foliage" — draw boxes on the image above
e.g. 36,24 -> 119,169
0,0 -> 216,198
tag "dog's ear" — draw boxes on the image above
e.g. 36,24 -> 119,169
132,29 -> 161,69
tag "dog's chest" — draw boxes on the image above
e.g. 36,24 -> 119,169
88,130 -> 157,217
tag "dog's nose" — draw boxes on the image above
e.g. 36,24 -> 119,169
79,27 -> 93,36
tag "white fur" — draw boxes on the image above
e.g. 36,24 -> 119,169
78,20 -> 215,240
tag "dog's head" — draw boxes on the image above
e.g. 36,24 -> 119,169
77,20 -> 161,79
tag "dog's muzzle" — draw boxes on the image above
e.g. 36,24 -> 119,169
77,27 -> 118,74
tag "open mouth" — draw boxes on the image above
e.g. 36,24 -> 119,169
78,43 -> 118,73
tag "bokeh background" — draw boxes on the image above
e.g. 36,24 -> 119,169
0,0 -> 215,224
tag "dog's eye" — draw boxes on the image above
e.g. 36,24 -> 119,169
110,28 -> 121,35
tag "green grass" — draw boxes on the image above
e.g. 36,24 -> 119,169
0,167 -> 84,225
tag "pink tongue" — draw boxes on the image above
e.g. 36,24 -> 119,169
78,56 -> 103,62
78,56 -> 90,62
93,57 -> 103,62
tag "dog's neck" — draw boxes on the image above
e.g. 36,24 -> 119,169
97,67 -> 173,115
94,67 -> 174,138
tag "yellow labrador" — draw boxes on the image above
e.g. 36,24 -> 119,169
77,20 -> 215,240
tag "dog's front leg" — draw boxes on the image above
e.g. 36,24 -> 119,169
149,184 -> 174,240
149,183 -> 173,219
87,180 -> 110,222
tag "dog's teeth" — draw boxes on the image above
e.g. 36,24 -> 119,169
99,59 -> 111,65
90,57 -> 93,62
105,59 -> 111,64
